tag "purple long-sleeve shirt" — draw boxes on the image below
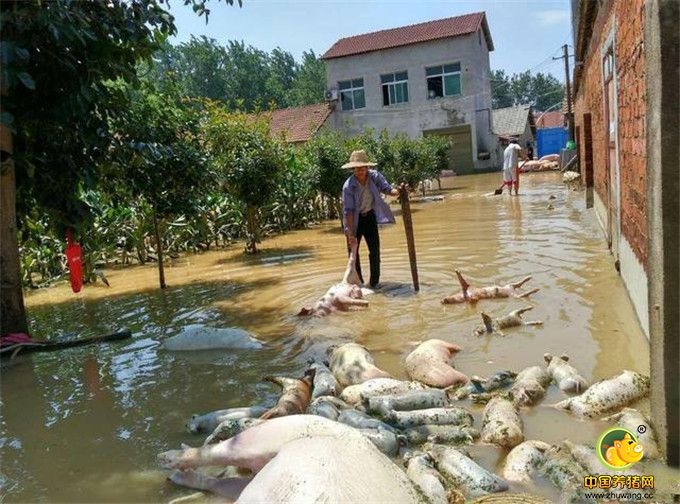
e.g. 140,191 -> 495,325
342,170 -> 396,235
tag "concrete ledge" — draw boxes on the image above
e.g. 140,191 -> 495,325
619,236 -> 650,338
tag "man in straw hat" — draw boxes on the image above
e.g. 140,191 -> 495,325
341,149 -> 400,288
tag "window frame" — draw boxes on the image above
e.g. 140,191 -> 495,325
338,78 -> 366,111
425,62 -> 462,99
380,70 -> 409,106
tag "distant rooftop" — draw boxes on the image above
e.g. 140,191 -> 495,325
251,103 -> 333,144
492,105 -> 534,137
322,12 -> 494,60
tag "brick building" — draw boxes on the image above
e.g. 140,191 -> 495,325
572,0 -> 649,334
571,0 -> 678,465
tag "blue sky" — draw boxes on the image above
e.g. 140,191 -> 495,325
170,0 -> 572,80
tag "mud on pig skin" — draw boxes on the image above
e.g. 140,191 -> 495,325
338,409 -> 396,432
306,396 -> 349,421
186,406 -> 268,434
204,418 -> 265,445
308,361 -> 339,399
510,366 -> 552,407
553,370 -> 650,419
404,453 -> 452,504
474,307 -> 543,336
544,353 -> 588,393
426,444 -> 509,498
502,440 -> 551,483
329,342 -> 391,387
340,378 -> 426,405
402,424 -> 479,445
387,406 -> 473,429
259,370 -> 314,420
366,389 -> 454,417
404,339 -> 469,388
480,397 -> 524,449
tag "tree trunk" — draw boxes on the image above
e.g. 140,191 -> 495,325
0,124 -> 28,334
152,210 -> 166,289
437,177 -> 442,190
421,180 -> 426,197
245,205 -> 259,254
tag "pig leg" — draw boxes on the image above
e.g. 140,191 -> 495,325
169,470 -> 251,499
454,270 -> 471,300
524,320 -> 543,326
509,306 -> 533,318
336,295 -> 369,307
516,287 -> 540,298
343,243 -> 361,285
511,276 -> 532,289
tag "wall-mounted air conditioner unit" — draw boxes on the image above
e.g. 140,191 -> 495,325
324,89 -> 339,101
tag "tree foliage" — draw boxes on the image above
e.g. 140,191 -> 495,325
490,69 -> 564,111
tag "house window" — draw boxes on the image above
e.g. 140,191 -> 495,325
339,78 -> 365,111
381,71 -> 409,106
426,63 -> 461,99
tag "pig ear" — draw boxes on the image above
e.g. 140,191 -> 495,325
544,353 -> 553,363
560,354 -> 570,362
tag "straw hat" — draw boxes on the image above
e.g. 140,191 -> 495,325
341,150 -> 377,169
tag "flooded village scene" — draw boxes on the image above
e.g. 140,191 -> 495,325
1,1 -> 678,504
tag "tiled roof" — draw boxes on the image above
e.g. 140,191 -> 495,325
322,12 -> 493,60
534,111 -> 565,128
254,103 -> 333,143
492,105 -> 533,136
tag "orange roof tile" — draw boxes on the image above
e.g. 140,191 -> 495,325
255,103 -> 333,143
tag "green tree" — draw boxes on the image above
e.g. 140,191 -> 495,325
265,47 -> 298,108
204,105 -> 285,253
224,40 -> 270,110
531,72 -> 564,111
107,80 -> 211,288
510,71 -> 534,106
174,36 -> 230,101
288,50 -> 326,107
490,69 -> 513,109
0,0 -> 240,335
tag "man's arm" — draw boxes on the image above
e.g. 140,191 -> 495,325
373,170 -> 399,196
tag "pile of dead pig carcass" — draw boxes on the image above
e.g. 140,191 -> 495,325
520,154 -> 561,173
159,339 -> 656,504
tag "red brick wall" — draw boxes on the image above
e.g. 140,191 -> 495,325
574,0 -> 647,268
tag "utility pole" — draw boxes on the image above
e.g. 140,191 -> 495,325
554,44 -> 575,141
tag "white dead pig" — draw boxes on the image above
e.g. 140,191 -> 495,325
480,397 -> 524,449
544,353 -> 588,393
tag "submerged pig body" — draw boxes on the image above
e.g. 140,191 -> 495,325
158,415 -> 364,472
405,339 -> 469,387
405,454 -> 451,504
306,396 -> 349,421
388,406 -> 473,429
338,409 -> 396,432
329,343 -> 391,387
260,371 -> 314,420
554,370 -> 649,418
510,366 -> 552,407
403,424 -> 478,445
187,406 -> 268,434
480,397 -> 524,449
297,243 -> 368,317
309,362 -> 339,399
544,354 -> 588,393
341,378 -> 426,405
474,307 -> 543,336
502,440 -> 551,483
427,444 -> 509,498
367,389 -> 451,417
442,270 -> 539,304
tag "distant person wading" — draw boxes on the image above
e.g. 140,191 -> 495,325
341,150 -> 400,288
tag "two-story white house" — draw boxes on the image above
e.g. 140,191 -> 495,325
322,12 -> 498,174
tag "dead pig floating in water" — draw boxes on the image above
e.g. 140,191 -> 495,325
366,389 -> 454,417
357,428 -> 402,457
441,270 -> 539,304
387,406 -> 473,429
480,397 -> 524,449
474,307 -> 543,336
329,343 -> 391,387
510,365 -> 552,407
186,406 -> 268,434
162,325 -> 264,351
204,417 -> 265,445
553,370 -> 650,418
540,444 -> 587,500
404,453 -> 454,504
260,370 -> 314,420
338,409 -> 396,432
502,440 -> 552,483
544,354 -> 588,393
405,339 -> 469,387
427,444 -> 509,498
340,378 -> 426,405
158,415 -> 367,472
308,361 -> 339,399
452,370 -> 516,400
402,424 -> 479,445
306,396 -> 349,421
602,408 -> 659,459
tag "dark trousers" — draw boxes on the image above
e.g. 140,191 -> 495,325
354,210 -> 380,287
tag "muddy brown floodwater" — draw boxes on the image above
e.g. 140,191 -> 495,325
2,172 -> 676,503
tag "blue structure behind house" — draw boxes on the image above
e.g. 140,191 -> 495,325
536,127 -> 568,158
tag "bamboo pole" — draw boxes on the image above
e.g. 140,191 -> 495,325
399,186 -> 420,292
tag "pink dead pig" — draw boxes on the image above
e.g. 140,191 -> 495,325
297,242 -> 370,317
158,415 -> 365,472
405,339 -> 469,387
442,270 -> 539,304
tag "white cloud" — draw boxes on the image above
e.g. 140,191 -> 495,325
535,10 -> 570,25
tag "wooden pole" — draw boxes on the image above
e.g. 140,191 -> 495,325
399,186 -> 420,292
